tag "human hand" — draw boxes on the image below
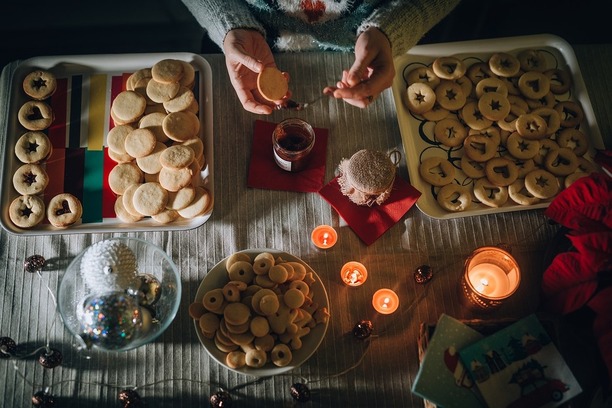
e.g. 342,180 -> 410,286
323,27 -> 395,108
223,29 -> 289,114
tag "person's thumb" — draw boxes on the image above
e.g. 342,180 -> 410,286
346,55 -> 372,87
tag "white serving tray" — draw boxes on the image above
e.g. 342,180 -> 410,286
0,52 -> 214,234
391,34 -> 604,219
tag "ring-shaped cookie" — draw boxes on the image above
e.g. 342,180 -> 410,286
533,139 -> 560,165
544,147 -> 579,176
461,155 -> 486,179
461,101 -> 493,131
473,178 -> 508,208
245,349 -> 267,368
22,70 -> 57,100
524,169 -> 559,199
18,101 -> 54,131
228,260 -> 255,284
271,343 -> 293,367
516,113 -> 548,140
9,195 -> 46,229
554,101 -> 584,128
432,56 -> 466,80
466,62 -> 494,85
506,132 -> 540,160
531,107 -> 561,136
47,193 -> 83,228
421,103 -> 450,122
253,252 -> 275,275
526,92 -> 556,110
434,118 -> 467,147
508,179 -> 541,206
511,157 -> 536,178
15,131 -> 53,164
545,68 -> 572,94
418,157 -> 455,186
13,163 -> 49,195
406,82 -> 436,114
475,77 -> 508,98
478,92 -> 511,121
468,126 -> 501,146
498,75 -> 522,96
489,52 -> 521,77
434,80 -> 466,111
485,157 -> 519,187
436,183 -> 471,212
518,71 -> 550,100
406,66 -> 441,89
557,128 -> 589,156
463,134 -> 498,162
518,49 -> 547,72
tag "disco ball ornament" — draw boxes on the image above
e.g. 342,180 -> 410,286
80,239 -> 138,292
79,291 -> 143,350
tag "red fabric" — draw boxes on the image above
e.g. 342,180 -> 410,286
102,148 -> 116,218
47,77 -> 68,148
318,176 -> 421,246
247,120 -> 327,192
594,150 -> 612,173
544,172 -> 612,233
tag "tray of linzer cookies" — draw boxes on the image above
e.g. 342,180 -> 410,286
391,34 -> 605,219
0,52 -> 213,234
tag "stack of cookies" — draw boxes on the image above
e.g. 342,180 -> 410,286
10,70 -> 83,229
406,49 -> 600,212
107,58 -> 211,224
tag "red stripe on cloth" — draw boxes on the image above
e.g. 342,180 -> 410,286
43,148 -> 66,210
109,75 -> 124,130
102,147 -> 117,218
47,78 -> 68,148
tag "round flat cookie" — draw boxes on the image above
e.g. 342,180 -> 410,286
257,67 -> 288,101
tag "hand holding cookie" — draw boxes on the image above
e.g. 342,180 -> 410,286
223,29 -> 290,115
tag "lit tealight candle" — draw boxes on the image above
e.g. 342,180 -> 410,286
461,246 -> 521,310
340,261 -> 368,287
311,225 -> 338,249
372,289 -> 399,314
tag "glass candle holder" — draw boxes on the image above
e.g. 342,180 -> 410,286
460,246 -> 520,311
372,289 -> 399,314
311,225 -> 338,249
340,261 -> 368,287
272,118 -> 315,172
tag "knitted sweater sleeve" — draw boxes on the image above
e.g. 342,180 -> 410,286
358,0 -> 461,57
180,0 -> 266,48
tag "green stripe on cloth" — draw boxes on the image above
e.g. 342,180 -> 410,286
82,149 -> 104,223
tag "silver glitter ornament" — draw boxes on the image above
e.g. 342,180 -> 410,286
79,291 -> 143,350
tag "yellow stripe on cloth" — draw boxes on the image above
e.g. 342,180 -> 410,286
87,74 -> 107,150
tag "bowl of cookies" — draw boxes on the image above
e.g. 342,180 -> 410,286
190,249 -> 330,377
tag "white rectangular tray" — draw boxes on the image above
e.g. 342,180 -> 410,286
391,34 -> 604,219
0,52 -> 214,235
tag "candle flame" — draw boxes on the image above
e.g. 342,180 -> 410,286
476,278 -> 489,293
322,232 -> 329,246
382,297 -> 390,308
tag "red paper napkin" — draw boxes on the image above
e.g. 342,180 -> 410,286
319,176 -> 422,246
247,120 -> 328,192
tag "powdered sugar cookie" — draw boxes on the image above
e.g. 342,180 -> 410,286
124,128 -> 157,158
108,163 -> 143,195
106,124 -> 134,155
151,59 -> 184,84
136,142 -> 166,175
177,186 -> 211,218
111,91 -> 146,124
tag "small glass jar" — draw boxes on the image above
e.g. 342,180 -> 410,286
272,118 -> 315,172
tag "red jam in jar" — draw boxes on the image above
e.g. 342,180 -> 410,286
272,118 -> 315,172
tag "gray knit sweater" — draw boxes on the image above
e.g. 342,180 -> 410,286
181,0 -> 460,57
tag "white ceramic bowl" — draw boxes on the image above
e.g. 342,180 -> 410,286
194,248 -> 329,377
